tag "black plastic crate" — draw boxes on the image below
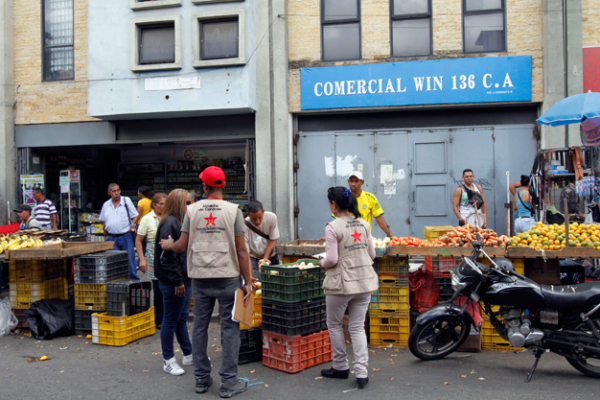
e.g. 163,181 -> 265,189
239,328 -> 262,364
75,251 -> 129,267
262,298 -> 327,336
106,280 -> 153,316
0,261 -> 8,291
74,309 -> 103,335
12,308 -> 30,331
410,310 -> 420,331
435,278 -> 453,303
74,260 -> 129,284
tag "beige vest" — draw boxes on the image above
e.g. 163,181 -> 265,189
322,216 -> 378,295
186,199 -> 240,279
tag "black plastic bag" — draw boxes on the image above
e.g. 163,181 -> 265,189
25,299 -> 74,340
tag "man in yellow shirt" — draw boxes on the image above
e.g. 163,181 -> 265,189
348,171 -> 393,237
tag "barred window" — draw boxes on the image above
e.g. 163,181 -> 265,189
43,0 -> 74,81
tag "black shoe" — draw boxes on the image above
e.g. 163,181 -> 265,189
196,376 -> 214,394
357,377 -> 369,389
219,378 -> 248,398
321,367 -> 350,379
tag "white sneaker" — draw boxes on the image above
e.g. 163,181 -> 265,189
182,354 -> 193,366
163,357 -> 185,376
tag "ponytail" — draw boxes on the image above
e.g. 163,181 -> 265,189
327,187 -> 361,219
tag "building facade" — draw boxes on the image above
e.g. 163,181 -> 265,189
2,0 -> 293,242
288,0 -> 600,239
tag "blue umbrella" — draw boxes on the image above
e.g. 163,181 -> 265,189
537,92 -> 600,126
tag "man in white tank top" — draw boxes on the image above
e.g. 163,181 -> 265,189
452,169 -> 488,228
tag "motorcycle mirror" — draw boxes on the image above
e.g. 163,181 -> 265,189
476,233 -> 482,241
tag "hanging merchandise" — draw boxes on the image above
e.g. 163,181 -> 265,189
580,117 -> 600,147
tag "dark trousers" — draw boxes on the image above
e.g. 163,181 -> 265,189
107,234 -> 139,280
152,279 -> 164,326
159,284 -> 192,360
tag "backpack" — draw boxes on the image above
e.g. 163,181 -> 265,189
462,184 -> 484,210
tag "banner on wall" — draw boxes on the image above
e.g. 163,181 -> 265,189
301,56 -> 532,110
20,175 -> 45,205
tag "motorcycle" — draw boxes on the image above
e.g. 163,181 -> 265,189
408,235 -> 600,381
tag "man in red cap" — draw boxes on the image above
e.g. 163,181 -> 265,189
160,166 -> 255,398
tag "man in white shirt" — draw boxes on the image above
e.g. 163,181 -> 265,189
244,201 -> 280,279
100,183 -> 139,280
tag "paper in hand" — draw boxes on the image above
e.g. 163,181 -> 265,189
231,288 -> 254,327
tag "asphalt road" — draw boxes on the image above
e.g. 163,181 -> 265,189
1,321 -> 598,400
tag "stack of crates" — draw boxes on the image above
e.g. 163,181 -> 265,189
73,251 -> 130,336
238,288 -> 263,364
370,256 -> 410,348
9,259 -> 70,331
261,259 -> 331,373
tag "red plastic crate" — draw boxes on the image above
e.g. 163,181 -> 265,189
424,256 -> 462,277
262,330 -> 332,373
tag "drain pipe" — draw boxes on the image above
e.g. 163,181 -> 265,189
562,0 -> 569,148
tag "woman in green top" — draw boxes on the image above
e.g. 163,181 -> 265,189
136,192 -> 167,328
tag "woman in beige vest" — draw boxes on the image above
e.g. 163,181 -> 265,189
319,187 -> 378,389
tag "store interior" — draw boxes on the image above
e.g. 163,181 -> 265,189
29,140 -> 249,234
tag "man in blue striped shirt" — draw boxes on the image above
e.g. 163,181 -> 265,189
33,188 -> 58,230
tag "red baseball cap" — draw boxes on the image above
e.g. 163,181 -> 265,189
199,166 -> 226,188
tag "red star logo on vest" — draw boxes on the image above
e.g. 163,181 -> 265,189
351,230 -> 362,243
205,213 -> 217,226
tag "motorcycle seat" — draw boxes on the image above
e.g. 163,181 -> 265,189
541,283 -> 600,308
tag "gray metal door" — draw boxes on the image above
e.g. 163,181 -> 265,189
374,131 -> 411,238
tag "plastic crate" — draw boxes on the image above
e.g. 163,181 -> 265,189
370,286 -> 410,312
75,251 -> 129,267
240,291 -> 262,329
92,307 -> 155,346
369,310 -> 410,341
74,260 -> 129,284
373,256 -> 408,276
10,277 -> 69,309
262,330 -> 332,373
262,298 -> 327,336
481,317 -> 523,352
11,308 -> 30,331
435,277 -> 453,303
9,259 -> 69,284
378,275 -> 409,288
74,281 -> 116,311
261,259 -> 325,303
106,280 -> 153,317
508,258 -> 525,275
409,310 -> 420,331
369,334 -> 408,348
424,226 -> 455,240
75,309 -> 103,335
425,256 -> 462,278
239,328 -> 262,364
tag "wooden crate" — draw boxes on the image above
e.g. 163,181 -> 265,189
6,242 -> 114,260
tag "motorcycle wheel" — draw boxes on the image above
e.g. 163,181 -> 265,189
408,315 -> 470,361
565,318 -> 600,379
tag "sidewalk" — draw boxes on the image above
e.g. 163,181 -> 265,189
1,319 -> 598,400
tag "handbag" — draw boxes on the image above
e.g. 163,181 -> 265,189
244,220 -> 279,264
462,184 -> 484,210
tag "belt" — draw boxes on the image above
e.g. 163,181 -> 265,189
107,232 -> 129,237
516,216 -> 534,219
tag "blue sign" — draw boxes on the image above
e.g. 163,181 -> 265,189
301,56 -> 532,110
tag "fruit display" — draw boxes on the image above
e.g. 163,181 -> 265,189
508,222 -> 600,251
390,225 -> 510,248
373,237 -> 390,248
0,234 -> 45,254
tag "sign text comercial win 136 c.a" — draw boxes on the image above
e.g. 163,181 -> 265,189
300,56 -> 532,110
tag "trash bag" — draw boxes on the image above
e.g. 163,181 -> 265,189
0,298 -> 18,337
409,266 -> 440,313
25,299 -> 74,340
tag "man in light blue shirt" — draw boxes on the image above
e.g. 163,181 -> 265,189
100,183 -> 140,280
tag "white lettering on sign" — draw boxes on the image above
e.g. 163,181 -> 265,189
310,73 -> 517,97
145,76 -> 201,91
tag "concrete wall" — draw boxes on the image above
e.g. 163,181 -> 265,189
13,0 -> 96,125
287,0 -> 545,112
0,0 -> 16,225
87,0 -> 256,119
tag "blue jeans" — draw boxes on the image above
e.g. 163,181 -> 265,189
107,234 -> 139,280
159,284 -> 192,360
192,278 -> 242,385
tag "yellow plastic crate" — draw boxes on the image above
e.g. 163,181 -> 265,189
370,286 -> 409,311
9,277 -> 68,309
369,334 -> 408,348
240,292 -> 262,329
424,226 -> 455,240
75,278 -> 126,310
92,307 -> 155,346
369,311 -> 410,338
481,315 -> 523,352
373,256 -> 408,276
9,259 -> 69,283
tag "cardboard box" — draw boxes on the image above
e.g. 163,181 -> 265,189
457,326 -> 482,352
